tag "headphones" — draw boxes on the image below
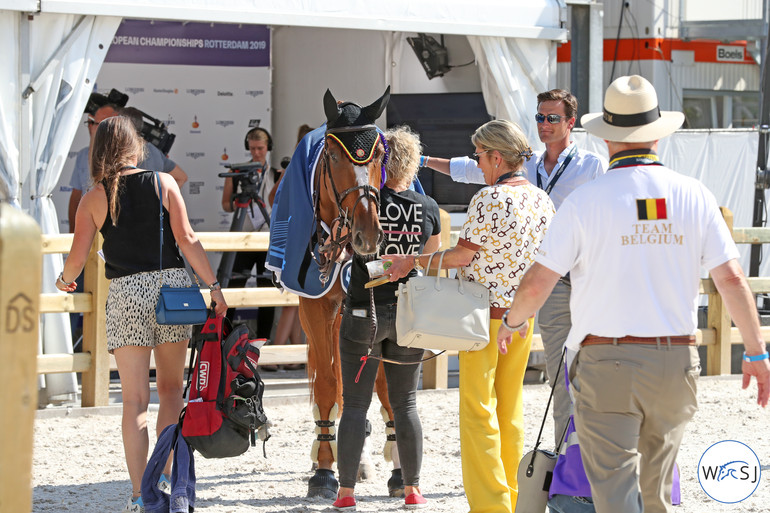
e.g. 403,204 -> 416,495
244,126 -> 273,151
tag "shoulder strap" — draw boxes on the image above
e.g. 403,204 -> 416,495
156,171 -> 163,273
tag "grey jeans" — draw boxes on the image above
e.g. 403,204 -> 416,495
538,279 -> 572,447
337,303 -> 424,489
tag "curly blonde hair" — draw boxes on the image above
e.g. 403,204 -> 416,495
384,126 -> 421,188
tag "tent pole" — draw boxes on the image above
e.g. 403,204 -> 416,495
751,0 -> 770,279
19,14 -> 33,212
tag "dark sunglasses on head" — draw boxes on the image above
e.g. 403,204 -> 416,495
535,113 -> 566,124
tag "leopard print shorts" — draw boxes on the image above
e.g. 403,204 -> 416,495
106,268 -> 193,353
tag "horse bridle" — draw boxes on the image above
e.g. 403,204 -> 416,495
312,124 -> 385,283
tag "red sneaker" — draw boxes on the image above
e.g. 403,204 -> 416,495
404,493 -> 427,509
333,495 -> 356,511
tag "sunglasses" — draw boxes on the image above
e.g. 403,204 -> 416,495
535,113 -> 566,124
472,150 -> 490,160
84,119 -> 97,126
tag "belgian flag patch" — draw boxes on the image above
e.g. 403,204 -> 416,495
637,198 -> 667,220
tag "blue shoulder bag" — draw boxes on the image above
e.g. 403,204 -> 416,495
154,172 -> 209,325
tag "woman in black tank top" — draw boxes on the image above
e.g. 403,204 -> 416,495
56,116 -> 227,512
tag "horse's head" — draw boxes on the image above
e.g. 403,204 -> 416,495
318,87 -> 390,257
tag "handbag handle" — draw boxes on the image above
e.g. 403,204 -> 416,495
523,347 -> 566,478
426,251 -> 466,295
155,171 -> 200,288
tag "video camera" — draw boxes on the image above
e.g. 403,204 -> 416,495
84,88 -> 176,154
218,161 -> 266,201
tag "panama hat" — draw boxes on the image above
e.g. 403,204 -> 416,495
580,75 -> 684,142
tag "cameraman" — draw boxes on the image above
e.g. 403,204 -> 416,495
120,107 -> 188,189
67,104 -> 187,232
220,127 -> 279,346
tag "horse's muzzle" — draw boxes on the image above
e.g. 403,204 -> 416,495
351,227 -> 383,256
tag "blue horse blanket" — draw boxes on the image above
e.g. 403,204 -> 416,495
267,125 -> 342,298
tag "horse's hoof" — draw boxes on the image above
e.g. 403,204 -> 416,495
307,468 -> 338,499
357,460 -> 375,482
388,468 -> 405,497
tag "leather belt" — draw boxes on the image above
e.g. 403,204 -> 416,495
582,335 -> 696,347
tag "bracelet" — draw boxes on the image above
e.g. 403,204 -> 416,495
419,155 -> 429,168
501,309 -> 528,332
743,351 -> 769,362
57,272 -> 74,287
208,281 -> 221,291
413,255 -> 424,271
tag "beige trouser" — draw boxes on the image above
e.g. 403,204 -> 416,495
571,343 -> 700,513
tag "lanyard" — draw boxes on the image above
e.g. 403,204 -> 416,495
608,151 -> 664,170
495,170 -> 526,185
536,144 -> 577,195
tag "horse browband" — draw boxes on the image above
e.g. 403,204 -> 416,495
325,124 -> 377,134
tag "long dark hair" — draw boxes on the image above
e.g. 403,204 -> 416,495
90,116 -> 145,225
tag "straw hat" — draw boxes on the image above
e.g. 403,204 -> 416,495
580,75 -> 684,142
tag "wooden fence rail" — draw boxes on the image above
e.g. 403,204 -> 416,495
25,207 -> 769,406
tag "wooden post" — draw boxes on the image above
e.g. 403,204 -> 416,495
706,207 -> 734,375
0,203 -> 42,513
422,209 -> 453,389
81,234 -> 110,407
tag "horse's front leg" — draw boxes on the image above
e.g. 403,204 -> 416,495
299,288 -> 343,498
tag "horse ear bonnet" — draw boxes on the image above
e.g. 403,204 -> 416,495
323,86 -> 391,165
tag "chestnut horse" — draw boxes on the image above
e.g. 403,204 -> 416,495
268,87 -> 399,498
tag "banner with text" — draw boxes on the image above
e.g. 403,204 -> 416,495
53,20 -> 272,242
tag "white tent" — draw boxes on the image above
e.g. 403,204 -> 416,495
0,1 -> 567,403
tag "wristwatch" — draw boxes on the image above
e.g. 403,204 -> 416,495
501,309 -> 528,332
208,281 -> 221,291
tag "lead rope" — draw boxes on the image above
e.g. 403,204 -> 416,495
354,285 -> 378,383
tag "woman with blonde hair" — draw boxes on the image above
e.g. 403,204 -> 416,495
385,120 -> 555,513
333,126 -> 441,510
56,116 -> 227,513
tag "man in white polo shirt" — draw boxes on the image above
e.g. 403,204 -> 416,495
497,75 -> 770,513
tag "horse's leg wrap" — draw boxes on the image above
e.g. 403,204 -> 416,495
380,406 -> 400,466
311,402 -> 339,463
358,419 -> 375,482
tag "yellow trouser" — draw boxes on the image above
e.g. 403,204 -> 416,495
459,318 -> 533,513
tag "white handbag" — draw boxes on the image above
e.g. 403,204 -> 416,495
395,251 -> 490,352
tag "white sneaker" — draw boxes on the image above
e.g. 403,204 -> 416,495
158,474 -> 172,494
124,496 -> 145,513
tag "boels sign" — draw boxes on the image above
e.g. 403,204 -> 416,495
716,45 -> 745,63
